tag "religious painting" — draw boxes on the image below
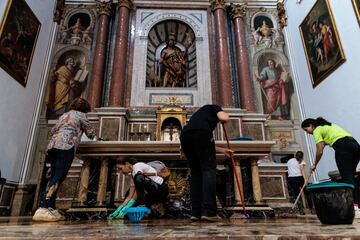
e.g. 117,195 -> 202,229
0,0 -> 41,87
255,54 -> 291,120
353,0 -> 360,26
299,0 -> 345,87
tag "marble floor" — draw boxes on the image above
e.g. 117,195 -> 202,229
1,216 -> 360,239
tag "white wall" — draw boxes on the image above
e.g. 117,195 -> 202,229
0,0 -> 56,182
285,0 -> 360,180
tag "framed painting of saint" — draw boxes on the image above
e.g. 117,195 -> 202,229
299,0 -> 345,87
353,0 -> 360,26
0,0 -> 41,87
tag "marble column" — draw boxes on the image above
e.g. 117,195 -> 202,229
87,2 -> 112,109
233,159 -> 244,204
231,5 -> 255,112
108,0 -> 133,107
210,0 -> 233,107
78,159 -> 90,205
250,158 -> 264,204
97,158 -> 109,206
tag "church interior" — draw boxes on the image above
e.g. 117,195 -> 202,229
1,0 -> 360,238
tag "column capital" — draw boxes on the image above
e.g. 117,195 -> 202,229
117,0 -> 134,10
230,4 -> 247,19
210,0 -> 227,12
96,2 -> 113,16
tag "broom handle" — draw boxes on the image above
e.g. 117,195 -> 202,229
292,173 -> 312,209
222,123 -> 247,213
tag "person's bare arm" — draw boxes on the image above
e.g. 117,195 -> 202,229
216,146 -> 234,158
217,111 -> 230,123
300,163 -> 307,180
311,142 -> 324,171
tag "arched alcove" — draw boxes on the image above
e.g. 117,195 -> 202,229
161,117 -> 182,141
146,20 -> 196,88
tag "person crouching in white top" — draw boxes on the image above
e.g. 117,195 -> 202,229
108,158 -> 168,219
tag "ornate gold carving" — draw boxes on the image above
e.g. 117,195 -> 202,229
210,0 -> 228,11
271,131 -> 293,149
168,96 -> 178,105
53,0 -> 65,23
156,104 -> 187,141
276,2 -> 287,28
96,2 -> 113,16
118,0 -> 134,10
230,4 -> 247,19
167,172 -> 188,202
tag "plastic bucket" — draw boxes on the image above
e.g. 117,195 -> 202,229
307,182 -> 354,224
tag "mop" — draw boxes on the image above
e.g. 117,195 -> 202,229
222,123 -> 250,219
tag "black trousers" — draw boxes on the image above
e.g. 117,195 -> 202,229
333,137 -> 360,204
40,148 -> 74,208
133,173 -> 168,207
180,130 -> 217,217
288,176 -> 305,210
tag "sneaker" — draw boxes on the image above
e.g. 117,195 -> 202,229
48,208 -> 65,221
201,215 -> 221,222
190,216 -> 201,221
32,208 -> 63,222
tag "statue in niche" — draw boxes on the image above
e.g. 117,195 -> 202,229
68,18 -> 84,45
259,20 -> 273,38
159,33 -> 192,88
255,58 -> 289,120
52,57 -> 87,116
252,16 -> 275,47
58,13 -> 93,45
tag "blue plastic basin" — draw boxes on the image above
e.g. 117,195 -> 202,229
126,207 -> 151,223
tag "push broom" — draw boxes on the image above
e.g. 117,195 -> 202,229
222,123 -> 250,219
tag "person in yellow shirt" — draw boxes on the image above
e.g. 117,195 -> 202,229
301,117 -> 360,206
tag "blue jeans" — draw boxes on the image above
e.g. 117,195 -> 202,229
40,148 -> 74,208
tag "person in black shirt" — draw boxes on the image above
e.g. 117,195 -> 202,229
180,104 -> 233,221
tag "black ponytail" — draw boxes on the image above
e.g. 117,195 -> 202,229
314,117 -> 331,126
301,117 -> 331,128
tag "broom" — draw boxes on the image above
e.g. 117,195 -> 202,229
222,123 -> 250,219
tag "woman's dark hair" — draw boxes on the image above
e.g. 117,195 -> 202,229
69,97 -> 91,113
301,117 -> 331,128
295,151 -> 303,160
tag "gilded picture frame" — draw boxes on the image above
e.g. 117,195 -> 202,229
299,0 -> 345,87
353,0 -> 360,26
0,0 -> 41,87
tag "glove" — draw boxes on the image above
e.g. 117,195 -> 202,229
117,199 -> 136,219
108,205 -> 124,219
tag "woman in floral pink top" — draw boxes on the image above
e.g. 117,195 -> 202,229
33,98 -> 96,222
